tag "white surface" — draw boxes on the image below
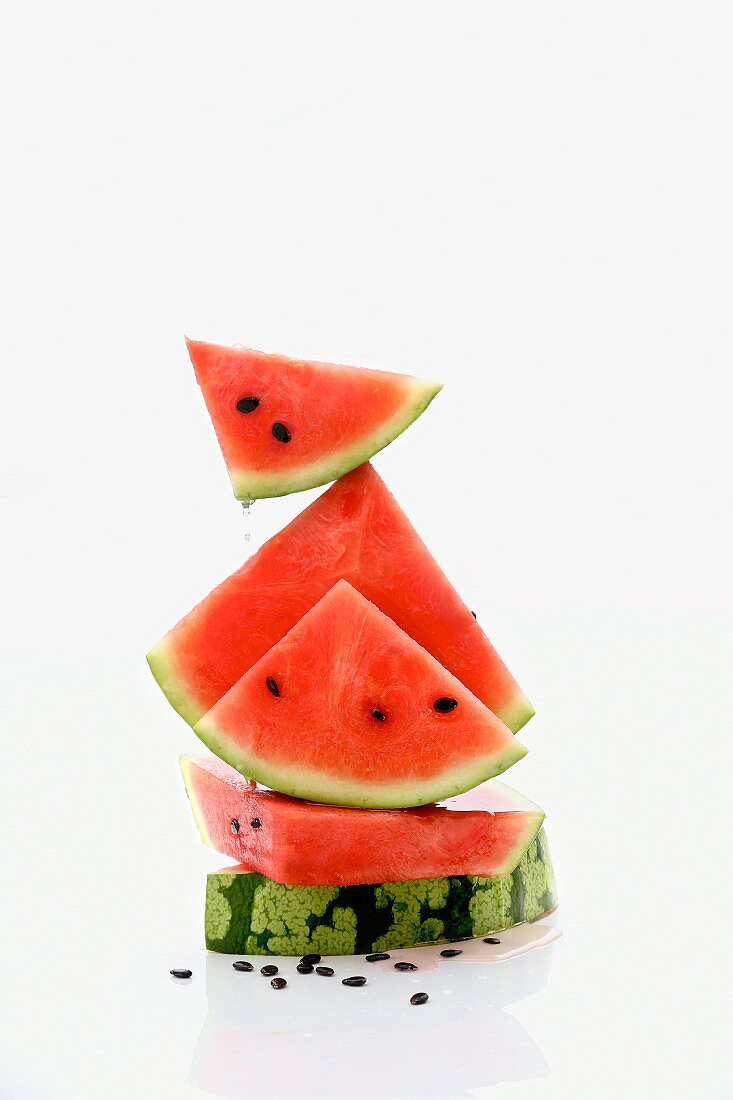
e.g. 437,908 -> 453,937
1,2 -> 732,1098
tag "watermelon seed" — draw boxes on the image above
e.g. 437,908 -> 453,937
433,697 -> 458,713
342,976 -> 367,986
372,709 -> 386,722
236,397 -> 260,413
394,962 -> 418,972
440,949 -> 463,957
484,937 -> 501,944
296,963 -> 314,974
272,422 -> 291,443
301,954 -> 321,964
471,610 -> 477,620
250,818 -> 262,829
232,960 -> 253,971
271,977 -> 287,990
266,676 -> 280,697
411,992 -> 429,1005
260,965 -> 278,976
366,952 -> 390,962
316,966 -> 335,977
170,969 -> 192,979
230,819 -> 240,835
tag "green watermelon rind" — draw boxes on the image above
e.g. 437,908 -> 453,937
204,828 -> 557,955
192,710 -> 527,810
146,640 -> 201,728
226,378 -> 443,501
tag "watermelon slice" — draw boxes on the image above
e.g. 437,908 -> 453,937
148,463 -> 533,733
186,339 -> 442,500
180,754 -> 544,885
193,580 -> 526,808
204,829 -> 557,955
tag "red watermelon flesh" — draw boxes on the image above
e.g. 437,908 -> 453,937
186,339 -> 442,500
180,754 -> 544,885
193,581 -> 526,808
147,464 -> 533,733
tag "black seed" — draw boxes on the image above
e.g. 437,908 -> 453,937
230,818 -> 240,835
300,954 -> 321,964
270,976 -> 287,989
394,961 -> 418,972
315,966 -> 334,977
272,422 -> 291,443
365,952 -> 391,962
470,610 -> 477,619
250,818 -> 262,829
266,676 -> 280,697
296,962 -> 314,974
411,992 -> 429,1005
236,397 -> 260,413
232,960 -> 253,971
439,949 -> 463,957
372,709 -> 386,722
484,937 -> 501,944
433,697 -> 458,713
260,964 -> 278,976
170,968 -> 192,979
342,976 -> 367,986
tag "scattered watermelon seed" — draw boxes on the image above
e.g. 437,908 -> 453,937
365,952 -> 390,962
411,992 -> 429,1005
372,709 -> 386,722
266,676 -> 280,697
272,422 -> 291,443
300,954 -> 321,964
484,937 -> 501,944
440,949 -> 463,957
236,397 -> 260,413
271,977 -> 287,990
261,964 -> 278,976
170,969 -> 192,979
342,976 -> 367,986
433,697 -> 458,713
232,960 -> 253,971
470,610 -> 477,619
394,962 -> 418,971
230,818 -> 240,835
316,966 -> 334,977
250,818 -> 262,829
296,962 -> 314,974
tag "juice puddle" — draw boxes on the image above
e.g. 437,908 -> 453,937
370,910 -> 560,973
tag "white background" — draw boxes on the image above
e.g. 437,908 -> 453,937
1,2 -> 732,1098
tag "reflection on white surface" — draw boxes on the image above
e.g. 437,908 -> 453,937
190,931 -> 557,1097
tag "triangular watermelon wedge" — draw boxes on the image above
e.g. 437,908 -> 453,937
186,339 -> 442,500
193,580 -> 526,808
180,753 -> 544,884
147,463 -> 533,732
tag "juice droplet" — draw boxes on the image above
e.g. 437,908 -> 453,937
241,498 -> 255,544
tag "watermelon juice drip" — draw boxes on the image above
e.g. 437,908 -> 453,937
148,339 -> 552,954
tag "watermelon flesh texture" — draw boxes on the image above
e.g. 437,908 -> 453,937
204,829 -> 557,955
186,339 -> 442,500
148,463 -> 533,733
180,754 -> 544,885
194,581 -> 526,808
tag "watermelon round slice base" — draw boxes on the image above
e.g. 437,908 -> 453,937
186,339 -> 442,500
193,580 -> 527,809
181,754 -> 544,886
204,829 -> 557,956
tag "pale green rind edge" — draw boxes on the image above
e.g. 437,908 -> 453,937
498,692 -> 535,735
227,378 -> 443,500
179,755 -> 212,847
192,713 -> 527,809
491,810 -> 546,877
146,639 -> 203,727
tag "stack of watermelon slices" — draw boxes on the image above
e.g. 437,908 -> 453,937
148,341 -> 556,956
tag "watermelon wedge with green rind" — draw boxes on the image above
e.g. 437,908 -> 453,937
147,464 -> 533,733
180,754 -> 544,884
186,339 -> 442,500
205,829 -> 556,955
193,581 -> 526,808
